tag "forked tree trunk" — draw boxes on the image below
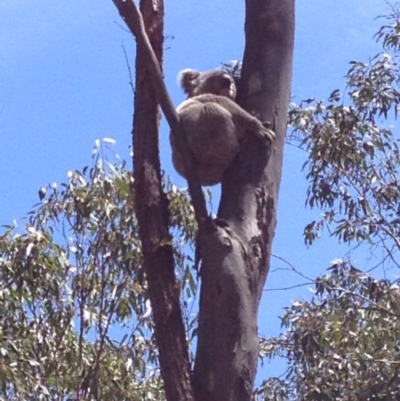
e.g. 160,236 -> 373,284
113,0 -> 294,400
192,1 -> 294,401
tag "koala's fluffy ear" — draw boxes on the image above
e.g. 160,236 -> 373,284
178,69 -> 200,96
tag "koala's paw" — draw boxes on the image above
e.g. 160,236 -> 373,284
256,125 -> 275,143
262,120 -> 273,130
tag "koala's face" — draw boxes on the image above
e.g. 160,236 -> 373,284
195,71 -> 236,99
179,69 -> 237,99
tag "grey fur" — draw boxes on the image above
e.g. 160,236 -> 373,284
171,69 -> 275,186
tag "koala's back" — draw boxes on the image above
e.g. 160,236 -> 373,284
179,97 -> 240,166
171,69 -> 243,186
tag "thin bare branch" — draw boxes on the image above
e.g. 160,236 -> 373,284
111,0 -> 209,224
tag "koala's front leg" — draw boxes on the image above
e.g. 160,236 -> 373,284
214,97 -> 275,143
250,118 -> 276,143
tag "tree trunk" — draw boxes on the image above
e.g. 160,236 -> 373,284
112,0 -> 294,399
192,1 -> 294,401
128,1 -> 194,400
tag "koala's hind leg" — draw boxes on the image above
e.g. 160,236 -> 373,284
181,102 -> 240,166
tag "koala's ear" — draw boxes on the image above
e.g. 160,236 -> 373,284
178,69 -> 200,96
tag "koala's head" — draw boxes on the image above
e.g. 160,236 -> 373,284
178,69 -> 237,99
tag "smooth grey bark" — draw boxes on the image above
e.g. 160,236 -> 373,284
193,1 -> 295,401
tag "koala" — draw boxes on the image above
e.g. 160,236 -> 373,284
170,69 -> 275,186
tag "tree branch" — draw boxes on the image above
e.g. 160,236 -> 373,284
111,1 -> 195,400
111,0 -> 209,224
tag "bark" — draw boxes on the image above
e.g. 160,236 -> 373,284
192,1 -> 295,401
112,1 -> 194,400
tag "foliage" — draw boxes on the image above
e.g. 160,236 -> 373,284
260,262 -> 400,401
289,5 -> 400,260
252,4 -> 400,401
0,140 -> 197,400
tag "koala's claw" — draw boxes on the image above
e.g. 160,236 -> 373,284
256,126 -> 275,143
262,121 -> 275,142
265,127 -> 276,142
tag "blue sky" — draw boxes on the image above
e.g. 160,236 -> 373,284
0,0 -> 390,381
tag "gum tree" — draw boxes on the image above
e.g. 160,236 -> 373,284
112,1 -> 294,401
